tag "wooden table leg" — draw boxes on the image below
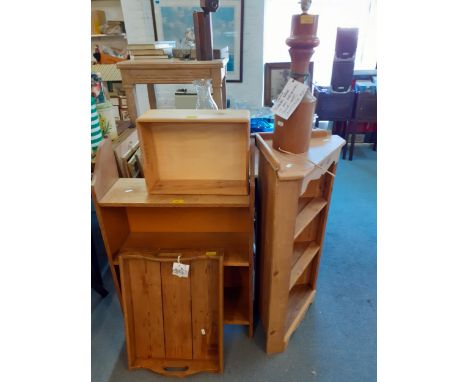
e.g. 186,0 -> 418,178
147,84 -> 157,109
123,84 -> 138,125
222,75 -> 227,109
349,130 -> 357,161
211,69 -> 223,109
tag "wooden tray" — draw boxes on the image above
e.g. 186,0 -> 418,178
119,249 -> 224,376
136,109 -> 250,195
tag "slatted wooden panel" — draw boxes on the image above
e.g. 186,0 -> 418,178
126,259 -> 165,360
161,262 -> 193,359
119,252 -> 223,376
191,259 -> 220,360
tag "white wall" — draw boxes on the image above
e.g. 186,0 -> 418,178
227,0 -> 265,109
91,0 -> 124,21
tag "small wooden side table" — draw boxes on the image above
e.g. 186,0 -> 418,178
117,58 -> 228,124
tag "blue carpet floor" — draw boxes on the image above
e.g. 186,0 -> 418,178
92,144 -> 376,382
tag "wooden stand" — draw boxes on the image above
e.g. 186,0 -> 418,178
117,58 -> 228,124
92,137 -> 255,357
255,132 -> 345,354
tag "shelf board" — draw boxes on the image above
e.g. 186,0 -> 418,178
224,287 -> 249,325
91,33 -> 126,38
294,198 -> 327,240
114,232 -> 250,266
283,285 -> 316,344
100,178 -> 250,207
289,242 -> 320,291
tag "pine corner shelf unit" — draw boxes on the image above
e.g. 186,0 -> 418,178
255,132 -> 345,354
92,136 -> 255,345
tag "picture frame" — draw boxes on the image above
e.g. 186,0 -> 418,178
151,0 -> 244,82
263,62 -> 314,107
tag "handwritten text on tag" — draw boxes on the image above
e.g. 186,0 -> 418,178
172,262 -> 190,278
271,78 -> 309,120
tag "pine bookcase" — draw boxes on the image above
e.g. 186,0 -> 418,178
255,132 -> 345,354
91,137 -> 255,349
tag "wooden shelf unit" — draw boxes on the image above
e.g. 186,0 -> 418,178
255,132 -> 345,354
92,138 -> 255,337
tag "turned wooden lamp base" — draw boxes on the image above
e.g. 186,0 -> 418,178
272,13 -> 320,154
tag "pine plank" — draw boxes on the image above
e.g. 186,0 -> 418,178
99,178 -> 250,207
283,286 -> 316,344
289,242 -> 320,291
115,232 -> 249,266
161,262 -> 193,360
294,198 -> 327,240
120,258 -> 165,362
191,260 -> 220,361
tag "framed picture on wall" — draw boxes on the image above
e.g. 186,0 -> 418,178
263,62 -> 314,107
152,0 -> 244,82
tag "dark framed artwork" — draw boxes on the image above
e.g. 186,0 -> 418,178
152,0 -> 244,82
263,62 -> 314,107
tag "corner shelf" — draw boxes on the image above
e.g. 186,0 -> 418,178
256,132 -> 345,354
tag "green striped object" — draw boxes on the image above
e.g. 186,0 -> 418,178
91,95 -> 103,151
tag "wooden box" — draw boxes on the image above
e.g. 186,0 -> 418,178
119,249 -> 224,376
136,109 -> 250,195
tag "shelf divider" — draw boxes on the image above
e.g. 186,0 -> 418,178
289,242 -> 320,291
294,198 -> 327,240
283,286 -> 316,344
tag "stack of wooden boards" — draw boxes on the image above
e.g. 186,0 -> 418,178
92,109 -> 254,376
128,43 -> 169,60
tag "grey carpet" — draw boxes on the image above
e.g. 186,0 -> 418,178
92,144 -> 376,382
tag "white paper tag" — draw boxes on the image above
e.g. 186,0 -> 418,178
271,78 -> 309,120
172,262 -> 190,278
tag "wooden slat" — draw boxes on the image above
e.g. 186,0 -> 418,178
119,232 -> 248,265
191,259 -> 220,360
289,242 -> 320,291
294,198 -> 327,240
161,262 -> 193,360
283,286 -> 316,344
126,207 -> 250,233
120,258 -> 165,362
92,138 -> 119,201
99,178 -> 250,207
149,180 -> 248,196
136,108 -> 248,122
147,84 -> 157,109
